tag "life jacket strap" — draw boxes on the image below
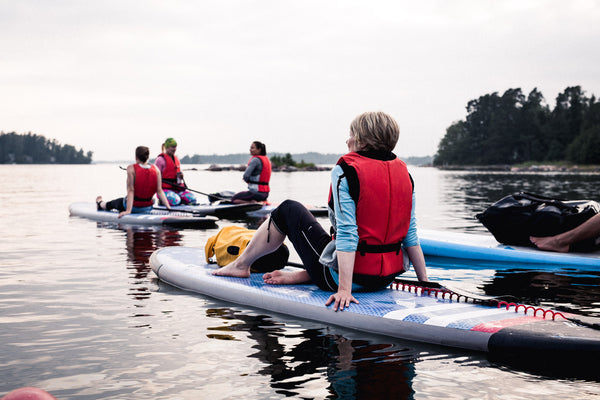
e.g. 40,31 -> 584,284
134,196 -> 153,202
357,240 -> 403,256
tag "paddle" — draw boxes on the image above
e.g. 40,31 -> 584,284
152,206 -> 207,216
161,179 -> 233,202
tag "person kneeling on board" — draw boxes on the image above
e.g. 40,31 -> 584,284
230,140 -> 272,204
96,146 -> 171,218
155,137 -> 197,206
213,112 -> 429,311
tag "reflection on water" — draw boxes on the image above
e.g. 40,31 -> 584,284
124,227 -> 184,304
204,308 -> 418,398
481,269 -> 600,317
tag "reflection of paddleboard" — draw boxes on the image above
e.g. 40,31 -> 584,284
69,202 -> 218,229
150,246 -> 600,363
419,229 -> 600,268
153,202 -> 262,219
246,203 -> 328,218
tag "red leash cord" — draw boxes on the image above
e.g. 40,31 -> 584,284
390,281 -> 568,321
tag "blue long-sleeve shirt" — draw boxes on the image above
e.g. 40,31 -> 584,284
330,165 -> 420,252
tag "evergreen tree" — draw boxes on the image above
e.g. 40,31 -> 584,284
434,86 -> 599,166
0,132 -> 92,164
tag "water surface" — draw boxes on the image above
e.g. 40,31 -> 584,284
1,164 -> 599,399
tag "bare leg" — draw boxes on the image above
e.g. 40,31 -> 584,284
531,214 -> 600,253
263,269 -> 311,285
212,218 -> 285,277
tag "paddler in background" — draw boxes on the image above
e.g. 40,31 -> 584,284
155,137 -> 197,206
213,112 -> 429,311
230,140 -> 272,204
96,146 -> 170,218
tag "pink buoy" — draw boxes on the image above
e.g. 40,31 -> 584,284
1,387 -> 57,400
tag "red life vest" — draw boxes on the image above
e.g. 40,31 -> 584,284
329,152 -> 413,278
133,164 -> 158,207
250,155 -> 271,193
158,153 -> 181,190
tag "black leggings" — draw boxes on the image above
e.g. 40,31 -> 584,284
105,197 -> 126,212
270,200 -> 338,291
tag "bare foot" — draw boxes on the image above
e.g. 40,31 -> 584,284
212,260 -> 251,278
530,236 -> 570,253
96,196 -> 105,210
263,269 -> 311,285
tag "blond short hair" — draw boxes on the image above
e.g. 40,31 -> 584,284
350,112 -> 399,152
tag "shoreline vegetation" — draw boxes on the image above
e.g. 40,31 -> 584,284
1,132 -> 92,164
434,86 -> 600,167
185,153 -> 436,172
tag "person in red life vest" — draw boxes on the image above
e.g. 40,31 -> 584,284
96,146 -> 171,218
231,141 -> 272,204
155,137 -> 197,206
214,112 -> 429,311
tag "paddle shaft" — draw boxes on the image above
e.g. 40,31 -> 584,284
151,206 -> 204,214
162,179 -> 229,199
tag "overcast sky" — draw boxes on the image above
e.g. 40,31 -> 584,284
2,1 -> 599,161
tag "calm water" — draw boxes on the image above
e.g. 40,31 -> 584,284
1,164 -> 600,399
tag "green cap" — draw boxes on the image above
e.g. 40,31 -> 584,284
164,137 -> 177,148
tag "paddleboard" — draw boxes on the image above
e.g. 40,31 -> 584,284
419,229 -> 600,268
69,202 -> 218,228
153,202 -> 262,219
246,203 -> 328,218
150,246 -> 600,362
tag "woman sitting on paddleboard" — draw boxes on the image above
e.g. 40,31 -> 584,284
155,137 -> 197,206
231,141 -> 272,204
214,112 -> 429,311
96,146 -> 171,218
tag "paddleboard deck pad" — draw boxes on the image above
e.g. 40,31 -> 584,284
69,202 -> 218,228
153,202 -> 262,219
150,246 -> 600,362
420,229 -> 600,268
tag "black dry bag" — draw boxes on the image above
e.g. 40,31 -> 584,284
475,192 -> 600,251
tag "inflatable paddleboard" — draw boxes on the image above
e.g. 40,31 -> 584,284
246,204 -> 328,218
150,246 -> 600,362
153,202 -> 262,219
69,202 -> 218,228
419,229 -> 600,268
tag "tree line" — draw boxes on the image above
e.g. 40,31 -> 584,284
434,86 -> 600,166
0,132 -> 93,164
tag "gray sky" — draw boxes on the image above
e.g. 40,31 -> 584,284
2,0 -> 600,161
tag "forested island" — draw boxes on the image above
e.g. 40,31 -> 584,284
0,132 -> 93,164
434,86 -> 600,166
181,152 -> 432,166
